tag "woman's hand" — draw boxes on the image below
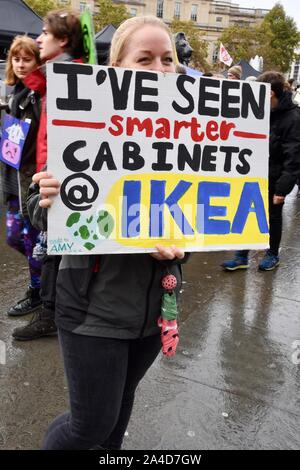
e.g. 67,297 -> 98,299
32,171 -> 60,208
150,244 -> 185,261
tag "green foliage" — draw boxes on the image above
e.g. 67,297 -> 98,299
170,19 -> 209,71
25,0 -> 69,18
257,3 -> 300,73
93,0 -> 130,32
220,3 -> 300,73
219,25 -> 258,63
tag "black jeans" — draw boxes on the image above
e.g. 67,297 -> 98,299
268,195 -> 284,256
42,328 -> 161,450
239,190 -> 284,257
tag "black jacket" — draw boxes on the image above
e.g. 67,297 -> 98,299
27,182 -> 189,339
0,82 -> 41,216
269,91 -> 300,196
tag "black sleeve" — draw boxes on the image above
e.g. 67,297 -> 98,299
27,181 -> 48,231
275,113 -> 300,196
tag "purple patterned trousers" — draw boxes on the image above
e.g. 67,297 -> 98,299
6,196 -> 42,289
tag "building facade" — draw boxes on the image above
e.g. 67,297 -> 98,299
61,0 -> 269,64
290,49 -> 300,85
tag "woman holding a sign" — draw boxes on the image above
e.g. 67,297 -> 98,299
28,16 -> 188,450
0,36 -> 43,317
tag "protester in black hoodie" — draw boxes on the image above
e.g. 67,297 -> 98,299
222,71 -> 300,271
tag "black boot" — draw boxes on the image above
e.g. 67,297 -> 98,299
7,286 -> 42,317
12,305 -> 57,341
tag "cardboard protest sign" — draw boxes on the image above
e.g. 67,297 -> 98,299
47,63 -> 270,255
0,115 -> 30,169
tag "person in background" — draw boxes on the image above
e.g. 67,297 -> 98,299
287,78 -> 295,92
245,75 -> 257,82
1,36 -> 43,317
175,63 -> 187,74
222,71 -> 300,271
12,10 -> 84,341
227,65 -> 242,80
294,85 -> 300,196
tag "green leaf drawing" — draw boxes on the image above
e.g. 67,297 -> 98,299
79,225 -> 90,240
66,212 -> 81,227
97,210 -> 114,238
84,242 -> 95,251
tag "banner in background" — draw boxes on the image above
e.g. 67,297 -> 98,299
219,43 -> 233,67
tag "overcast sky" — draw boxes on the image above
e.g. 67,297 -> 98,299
235,0 -> 300,29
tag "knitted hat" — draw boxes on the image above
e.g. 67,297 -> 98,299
228,65 -> 242,79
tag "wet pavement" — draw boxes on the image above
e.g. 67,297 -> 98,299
0,188 -> 300,450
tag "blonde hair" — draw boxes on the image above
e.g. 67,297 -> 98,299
109,15 -> 174,65
5,35 -> 40,86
